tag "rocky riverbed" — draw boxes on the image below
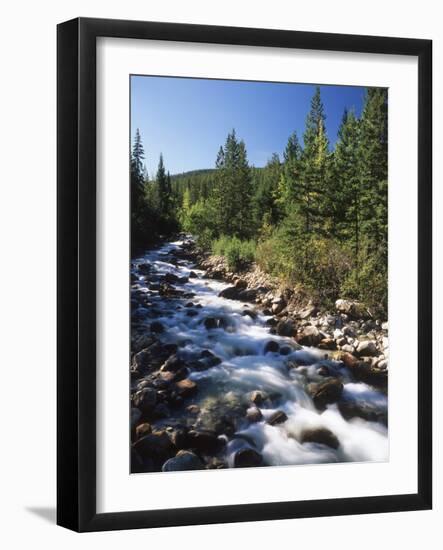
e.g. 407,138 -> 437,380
130,236 -> 388,474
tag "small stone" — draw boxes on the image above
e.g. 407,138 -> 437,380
246,407 -> 263,422
234,448 -> 263,468
356,340 -> 378,357
264,340 -> 279,354
186,429 -> 222,453
318,338 -> 336,350
301,427 -> 339,449
204,317 -> 218,329
135,422 -> 152,439
296,325 -> 322,347
309,379 -> 343,410
162,451 -> 204,472
250,390 -> 267,405
133,387 -> 157,414
175,378 -> 197,398
267,410 -> 288,426
160,354 -> 185,372
276,319 -> 296,337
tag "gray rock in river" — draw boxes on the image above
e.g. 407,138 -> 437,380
234,448 -> 263,468
162,451 -> 205,472
300,427 -> 340,449
309,379 -> 343,411
264,340 -> 279,354
356,340 -> 378,357
133,387 -> 157,414
267,410 -> 288,426
276,319 -> 296,337
296,325 -> 322,346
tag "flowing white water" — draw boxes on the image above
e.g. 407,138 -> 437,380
132,238 -> 388,467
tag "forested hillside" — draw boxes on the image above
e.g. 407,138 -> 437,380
131,86 -> 387,314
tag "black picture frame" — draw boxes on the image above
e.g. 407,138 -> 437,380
57,17 -> 432,532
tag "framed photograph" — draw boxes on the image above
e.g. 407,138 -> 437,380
57,17 -> 432,532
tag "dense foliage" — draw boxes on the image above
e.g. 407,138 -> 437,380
131,86 -> 388,314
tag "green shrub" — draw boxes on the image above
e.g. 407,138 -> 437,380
212,236 -> 256,271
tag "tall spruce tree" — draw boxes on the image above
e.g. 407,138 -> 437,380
156,153 -> 169,216
213,130 -> 252,238
301,86 -> 331,234
278,131 -> 302,210
333,109 -> 361,249
358,88 -> 388,256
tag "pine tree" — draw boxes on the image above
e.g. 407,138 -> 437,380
156,153 -> 169,216
278,131 -> 302,210
358,88 -> 388,256
333,109 -> 361,249
213,130 -> 252,238
131,128 -> 145,211
253,153 -> 282,228
300,87 -> 331,234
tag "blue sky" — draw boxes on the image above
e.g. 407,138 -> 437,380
131,75 -> 367,176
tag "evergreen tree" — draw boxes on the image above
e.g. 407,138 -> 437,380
253,153 -> 282,229
131,128 -> 145,210
333,109 -> 361,249
358,88 -> 388,256
156,153 -> 169,216
277,131 -> 302,210
301,86 -> 331,234
213,130 -> 252,238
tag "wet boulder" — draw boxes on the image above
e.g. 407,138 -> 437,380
160,354 -> 185,373
237,288 -> 258,302
162,450 -> 205,472
186,429 -> 223,454
234,448 -> 263,468
300,427 -> 339,449
246,406 -> 263,423
271,299 -> 286,315
332,350 -> 359,369
318,338 -> 336,350
203,317 -> 218,329
352,363 -> 388,388
309,379 -> 343,410
242,309 -> 258,320
264,340 -> 279,354
335,299 -> 370,320
132,430 -> 176,469
296,325 -> 322,347
185,309 -> 199,317
135,422 -> 152,439
267,410 -> 288,426
174,378 -> 198,398
338,400 -> 388,426
218,286 -> 239,300
250,390 -> 267,405
199,349 -> 222,368
165,426 -> 189,449
133,387 -> 157,415
295,303 -> 319,320
163,272 -> 179,284
276,319 -> 296,337
356,340 -> 378,357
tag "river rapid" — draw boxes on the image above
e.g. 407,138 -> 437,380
130,237 -> 388,472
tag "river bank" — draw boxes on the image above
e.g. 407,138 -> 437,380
130,236 -> 388,474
